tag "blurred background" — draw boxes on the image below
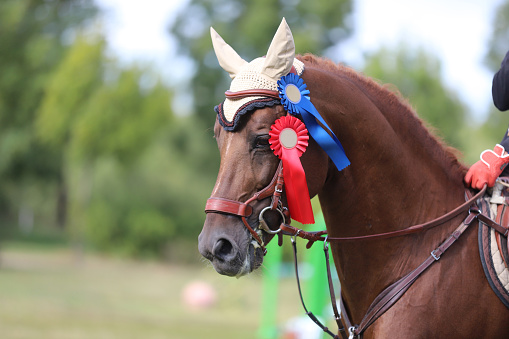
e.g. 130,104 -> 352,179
0,0 -> 508,338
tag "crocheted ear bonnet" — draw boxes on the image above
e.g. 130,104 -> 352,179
211,19 -> 304,131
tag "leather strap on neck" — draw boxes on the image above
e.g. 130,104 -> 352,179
350,210 -> 478,337
280,186 -> 488,247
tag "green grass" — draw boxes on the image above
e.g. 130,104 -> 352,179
0,245 -> 306,339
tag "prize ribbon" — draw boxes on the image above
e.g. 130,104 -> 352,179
278,73 -> 350,171
269,115 -> 314,224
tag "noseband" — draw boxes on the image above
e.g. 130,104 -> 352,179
205,161 -> 288,254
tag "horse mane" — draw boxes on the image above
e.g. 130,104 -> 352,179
298,54 -> 468,181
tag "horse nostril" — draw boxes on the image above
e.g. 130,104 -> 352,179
213,238 -> 236,262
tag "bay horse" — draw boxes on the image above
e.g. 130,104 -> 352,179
198,20 -> 509,338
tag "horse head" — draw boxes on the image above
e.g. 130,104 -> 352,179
198,19 -> 329,277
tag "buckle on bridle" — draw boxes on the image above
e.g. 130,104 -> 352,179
348,326 -> 358,339
431,249 -> 441,261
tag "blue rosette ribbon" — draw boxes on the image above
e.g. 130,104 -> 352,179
277,73 -> 350,171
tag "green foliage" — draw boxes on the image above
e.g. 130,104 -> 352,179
0,0 -> 97,220
1,0 -> 220,259
81,116 -> 216,257
35,35 -> 190,256
71,68 -> 172,163
485,0 -> 509,72
477,0 -> 509,157
362,45 -> 468,149
37,36 -> 105,150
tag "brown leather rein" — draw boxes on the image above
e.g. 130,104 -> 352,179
205,160 -> 507,339
204,153 -> 503,339
204,86 -> 509,338
285,185 -> 491,339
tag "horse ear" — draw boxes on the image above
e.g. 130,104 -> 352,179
262,18 -> 295,80
210,27 -> 248,79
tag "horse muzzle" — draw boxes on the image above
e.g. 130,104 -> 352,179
198,213 -> 264,277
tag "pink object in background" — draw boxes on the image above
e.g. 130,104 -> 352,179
181,280 -> 217,310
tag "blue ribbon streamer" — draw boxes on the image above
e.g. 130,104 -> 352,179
278,74 -> 350,171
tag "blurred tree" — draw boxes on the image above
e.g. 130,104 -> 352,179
479,0 -> 509,156
362,45 -> 468,150
170,0 -> 353,128
0,0 -> 97,227
37,36 -> 172,164
485,0 -> 509,71
82,116 -> 216,258
36,35 -> 194,257
1,1 -> 236,258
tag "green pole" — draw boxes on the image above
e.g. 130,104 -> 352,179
258,239 -> 283,339
303,213 -> 329,339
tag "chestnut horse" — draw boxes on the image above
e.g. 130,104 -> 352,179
199,54 -> 509,338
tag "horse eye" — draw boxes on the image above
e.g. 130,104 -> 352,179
254,135 -> 270,149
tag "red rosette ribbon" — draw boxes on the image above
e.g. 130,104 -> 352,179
269,115 -> 314,224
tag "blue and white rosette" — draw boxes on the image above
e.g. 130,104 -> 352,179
277,73 -> 350,171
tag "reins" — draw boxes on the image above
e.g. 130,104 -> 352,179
279,185 -> 489,247
205,153 -> 509,338
282,185 -> 491,339
205,157 -> 507,338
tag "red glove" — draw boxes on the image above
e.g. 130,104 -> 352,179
465,144 -> 509,189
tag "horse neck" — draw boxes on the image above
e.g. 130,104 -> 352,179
307,64 -> 467,321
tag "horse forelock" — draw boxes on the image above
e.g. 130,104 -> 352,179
297,54 -> 467,181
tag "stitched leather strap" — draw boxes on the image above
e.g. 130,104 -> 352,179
291,237 -> 342,339
352,211 -> 477,336
205,198 -> 253,217
475,207 -> 509,236
224,65 -> 297,101
225,89 -> 280,100
205,162 -> 284,251
284,187 -> 489,338
324,242 -> 348,339
280,186 -> 488,247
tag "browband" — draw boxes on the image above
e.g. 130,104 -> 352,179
225,89 -> 280,100
224,65 -> 298,101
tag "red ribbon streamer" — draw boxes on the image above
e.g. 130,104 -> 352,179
269,115 -> 314,224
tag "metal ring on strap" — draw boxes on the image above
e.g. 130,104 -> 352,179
258,206 -> 284,234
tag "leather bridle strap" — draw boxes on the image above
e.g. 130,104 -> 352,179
205,162 -> 284,252
284,186 -> 491,338
205,197 -> 264,247
292,195 -> 483,339
350,209 -> 479,337
224,65 -> 298,101
291,236 -> 343,339
225,89 -> 280,100
280,186 -> 488,247
205,198 -> 253,217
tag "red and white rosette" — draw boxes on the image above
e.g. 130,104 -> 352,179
269,115 -> 314,224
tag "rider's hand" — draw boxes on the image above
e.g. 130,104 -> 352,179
465,144 -> 509,190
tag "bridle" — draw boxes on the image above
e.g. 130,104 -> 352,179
204,82 -> 295,254
205,160 -> 287,254
204,88 -> 509,338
